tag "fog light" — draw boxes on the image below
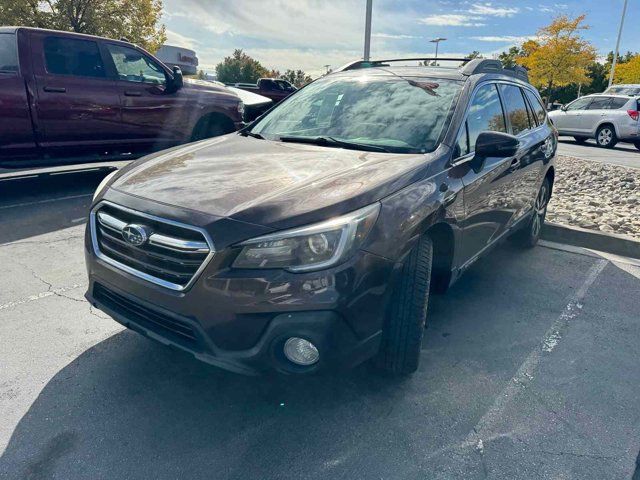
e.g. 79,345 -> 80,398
283,337 -> 319,366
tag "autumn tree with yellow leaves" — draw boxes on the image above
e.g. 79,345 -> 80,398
0,0 -> 166,52
614,55 -> 640,84
517,15 -> 596,102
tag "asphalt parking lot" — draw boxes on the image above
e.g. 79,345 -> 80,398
557,137 -> 640,169
1,169 -> 640,480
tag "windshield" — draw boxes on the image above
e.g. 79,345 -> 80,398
250,74 -> 463,153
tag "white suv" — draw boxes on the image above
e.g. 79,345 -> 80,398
548,94 -> 640,150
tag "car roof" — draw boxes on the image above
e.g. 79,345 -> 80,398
2,26 -> 135,48
584,93 -> 634,99
329,66 -> 468,81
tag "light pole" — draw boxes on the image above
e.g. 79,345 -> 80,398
363,0 -> 373,61
430,37 -> 447,65
323,64 -> 331,75
609,0 -> 629,88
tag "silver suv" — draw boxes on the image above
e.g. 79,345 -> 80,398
548,94 -> 640,150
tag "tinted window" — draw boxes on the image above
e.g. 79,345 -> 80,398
524,90 -> 547,124
498,84 -> 532,135
466,83 -> 506,152
608,97 -> 629,109
0,33 -> 18,73
587,97 -> 611,110
106,44 -> 165,84
44,37 -> 105,78
566,97 -> 591,111
253,75 -> 462,153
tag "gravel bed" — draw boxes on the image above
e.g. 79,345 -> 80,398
547,156 -> 640,240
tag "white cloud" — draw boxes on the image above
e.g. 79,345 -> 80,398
164,29 -> 199,50
419,14 -> 485,27
372,33 -> 421,40
468,3 -> 519,17
470,35 -> 534,43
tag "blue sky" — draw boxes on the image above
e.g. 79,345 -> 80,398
161,0 -> 639,76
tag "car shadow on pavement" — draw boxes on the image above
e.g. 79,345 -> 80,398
0,245 -> 608,479
0,169 -> 113,244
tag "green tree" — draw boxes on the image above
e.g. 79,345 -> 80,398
498,46 -> 524,68
467,51 -> 483,59
0,0 -> 166,52
215,50 -> 269,84
517,15 -> 596,102
282,69 -> 313,88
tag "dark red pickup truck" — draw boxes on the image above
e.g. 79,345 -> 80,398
0,27 -> 244,167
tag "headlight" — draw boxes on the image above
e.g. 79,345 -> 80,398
93,170 -> 118,200
233,203 -> 380,272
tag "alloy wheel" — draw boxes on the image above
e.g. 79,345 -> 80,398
597,128 -> 613,146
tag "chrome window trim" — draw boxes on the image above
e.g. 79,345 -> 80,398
90,200 -> 216,292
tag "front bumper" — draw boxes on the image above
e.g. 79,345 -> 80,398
85,210 -> 396,374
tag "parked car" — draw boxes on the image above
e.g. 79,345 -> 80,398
548,94 -> 640,149
208,81 -> 273,122
231,78 -> 297,103
604,84 -> 640,96
0,27 -> 244,167
85,58 -> 556,376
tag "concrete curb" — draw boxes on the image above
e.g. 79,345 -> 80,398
541,222 -> 640,260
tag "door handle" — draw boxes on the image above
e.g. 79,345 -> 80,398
124,91 -> 142,97
43,86 -> 66,93
509,158 -> 521,171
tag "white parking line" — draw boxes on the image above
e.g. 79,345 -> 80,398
0,284 -> 82,311
0,193 -> 92,210
464,258 -> 608,449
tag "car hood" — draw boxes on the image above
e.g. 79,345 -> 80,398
111,135 -> 439,230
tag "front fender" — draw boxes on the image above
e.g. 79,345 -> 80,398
362,166 -> 464,264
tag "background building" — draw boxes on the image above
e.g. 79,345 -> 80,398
155,45 -> 199,75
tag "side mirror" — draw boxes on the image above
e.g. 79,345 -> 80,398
472,131 -> 519,171
167,66 -> 183,93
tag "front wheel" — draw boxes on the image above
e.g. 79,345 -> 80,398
375,236 -> 432,376
512,178 -> 550,248
595,125 -> 617,148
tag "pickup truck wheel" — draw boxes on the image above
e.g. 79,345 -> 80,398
374,236 -> 432,376
595,125 -> 617,148
191,115 -> 235,141
512,178 -> 550,248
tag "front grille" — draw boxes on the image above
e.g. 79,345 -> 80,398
93,283 -> 200,348
91,202 -> 214,290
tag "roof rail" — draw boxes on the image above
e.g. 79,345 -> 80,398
461,58 -> 529,82
334,57 -> 471,73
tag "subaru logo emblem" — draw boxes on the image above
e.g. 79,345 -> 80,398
122,224 -> 149,246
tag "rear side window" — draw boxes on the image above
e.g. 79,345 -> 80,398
524,90 -> 547,124
0,33 -> 18,73
608,97 -> 630,109
463,83 -> 507,154
44,37 -> 105,78
587,97 -> 611,110
498,84 -> 532,135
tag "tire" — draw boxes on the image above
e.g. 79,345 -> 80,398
191,115 -> 234,141
634,142 -> 640,151
595,125 -> 617,148
375,236 -> 433,376
573,136 -> 588,144
512,178 -> 551,248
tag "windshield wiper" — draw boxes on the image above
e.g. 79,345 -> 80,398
279,135 -> 390,153
239,130 -> 264,139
